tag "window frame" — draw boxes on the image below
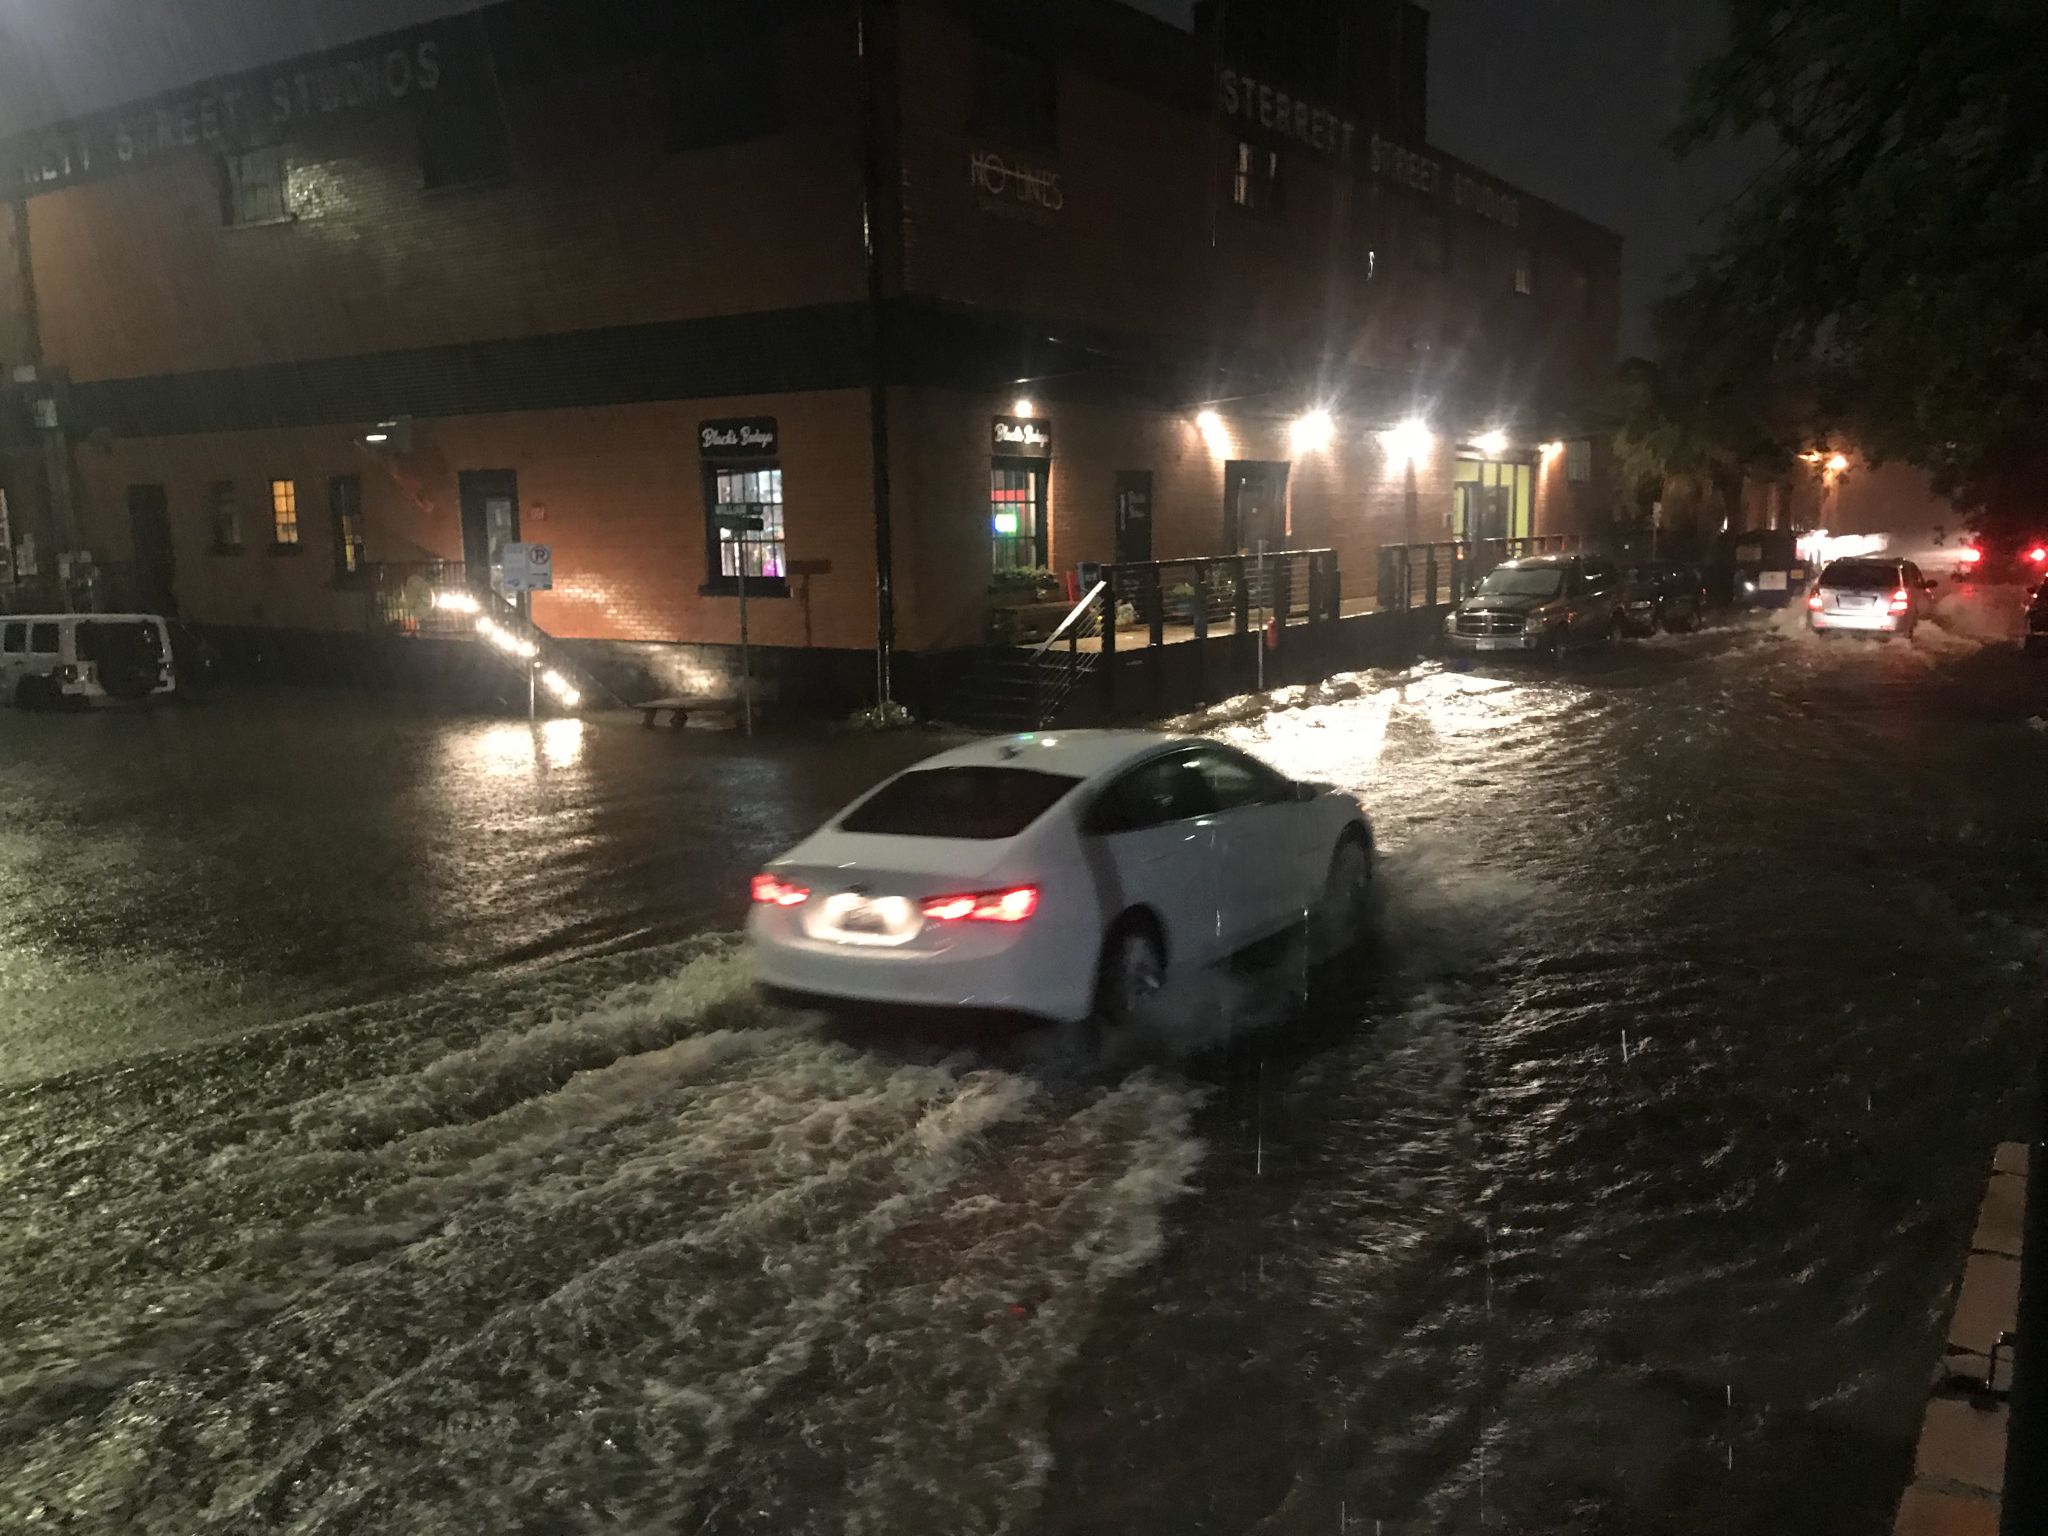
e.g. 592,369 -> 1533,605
1,622 -> 23,654
218,144 -> 292,228
989,459 -> 1049,574
208,479 -> 242,554
413,79 -> 511,192
1566,439 -> 1592,484
700,459 -> 789,598
269,477 -> 301,552
1230,139 -> 1284,217
329,474 -> 366,580
28,621 -> 58,654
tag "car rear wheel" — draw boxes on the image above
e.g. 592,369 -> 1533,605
1311,835 -> 1373,962
13,675 -> 51,711
1093,921 -> 1164,1032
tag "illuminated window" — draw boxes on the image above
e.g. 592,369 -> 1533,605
990,466 -> 1045,572
209,481 -> 240,551
1567,439 -> 1592,483
1231,140 -> 1282,214
1514,248 -> 1534,295
706,465 -> 788,591
330,475 -> 365,575
270,478 -> 298,546
219,146 -> 289,227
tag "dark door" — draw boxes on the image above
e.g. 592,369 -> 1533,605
458,470 -> 519,596
126,484 -> 176,616
1223,461 -> 1290,553
1457,482 -> 1511,543
1113,470 -> 1154,564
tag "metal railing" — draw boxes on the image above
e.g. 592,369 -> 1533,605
1029,579 -> 1107,727
367,560 -> 475,637
1376,535 -> 1583,610
1095,549 -> 1342,652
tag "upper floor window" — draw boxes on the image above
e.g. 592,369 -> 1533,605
209,480 -> 240,550
670,34 -> 783,149
270,478 -> 299,547
416,90 -> 508,190
971,43 -> 1056,150
1567,440 -> 1592,484
1413,210 -> 1447,272
1231,141 -> 1282,215
330,475 -> 366,576
1514,248 -> 1534,295
219,146 -> 290,227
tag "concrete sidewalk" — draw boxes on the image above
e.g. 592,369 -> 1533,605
1896,1142 -> 2028,1534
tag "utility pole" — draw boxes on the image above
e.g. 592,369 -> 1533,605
856,0 -> 897,711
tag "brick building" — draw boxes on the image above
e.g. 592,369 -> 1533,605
0,0 -> 1619,708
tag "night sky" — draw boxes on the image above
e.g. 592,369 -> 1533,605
0,0 -> 1763,353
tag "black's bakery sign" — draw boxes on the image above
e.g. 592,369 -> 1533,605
699,417 -> 779,459
992,415 -> 1051,458
5,26 -> 459,195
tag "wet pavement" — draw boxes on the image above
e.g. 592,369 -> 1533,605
3,595 -> 2045,1534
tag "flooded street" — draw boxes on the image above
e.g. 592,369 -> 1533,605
4,604 -> 2045,1534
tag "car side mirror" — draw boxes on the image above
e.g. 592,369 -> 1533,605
1293,780 -> 1319,803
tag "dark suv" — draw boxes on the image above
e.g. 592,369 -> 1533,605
1619,562 -> 1708,636
1443,555 -> 1623,654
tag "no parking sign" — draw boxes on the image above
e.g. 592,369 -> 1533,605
500,542 -> 553,592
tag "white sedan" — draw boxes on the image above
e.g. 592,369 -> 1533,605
747,731 -> 1374,1028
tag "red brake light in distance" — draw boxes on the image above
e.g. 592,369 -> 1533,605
1807,592 -> 1825,611
750,873 -> 809,907
2030,546 -> 2048,564
920,886 -> 1040,923
1959,546 -> 1982,564
1889,588 -> 1912,613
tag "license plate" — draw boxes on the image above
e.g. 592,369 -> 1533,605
1758,571 -> 1788,591
1473,637 -> 1517,651
838,902 -> 892,935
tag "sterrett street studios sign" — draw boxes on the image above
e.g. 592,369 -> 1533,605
1217,66 -> 1522,229
3,23 -> 466,195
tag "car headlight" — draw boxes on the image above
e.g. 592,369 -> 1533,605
1443,611 -> 1459,634
1523,613 -> 1549,634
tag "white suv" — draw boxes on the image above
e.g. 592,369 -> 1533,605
0,613 -> 178,708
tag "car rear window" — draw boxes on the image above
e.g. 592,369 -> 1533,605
839,766 -> 1082,840
1822,562 -> 1899,589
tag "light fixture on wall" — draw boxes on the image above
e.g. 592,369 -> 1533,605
1011,397 -> 1036,418
1475,429 -> 1509,457
1826,452 -> 1849,473
1195,407 -> 1231,457
1540,440 -> 1565,459
1380,417 -> 1434,466
1290,407 -> 1335,453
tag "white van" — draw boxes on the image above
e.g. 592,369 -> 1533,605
0,613 -> 177,709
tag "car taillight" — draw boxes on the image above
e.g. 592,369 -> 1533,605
55,664 -> 79,684
1889,588 -> 1911,612
1959,546 -> 1983,565
920,886 -> 1039,923
2030,546 -> 2048,564
750,873 -> 809,907
1807,592 -> 1825,611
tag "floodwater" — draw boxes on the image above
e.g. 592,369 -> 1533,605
3,591 -> 2044,1534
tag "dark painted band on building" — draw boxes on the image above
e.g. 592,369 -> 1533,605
61,298 -> 1518,440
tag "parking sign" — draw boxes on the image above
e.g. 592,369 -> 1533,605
500,542 -> 553,592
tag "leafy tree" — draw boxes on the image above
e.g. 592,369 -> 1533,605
1665,0 -> 2048,527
